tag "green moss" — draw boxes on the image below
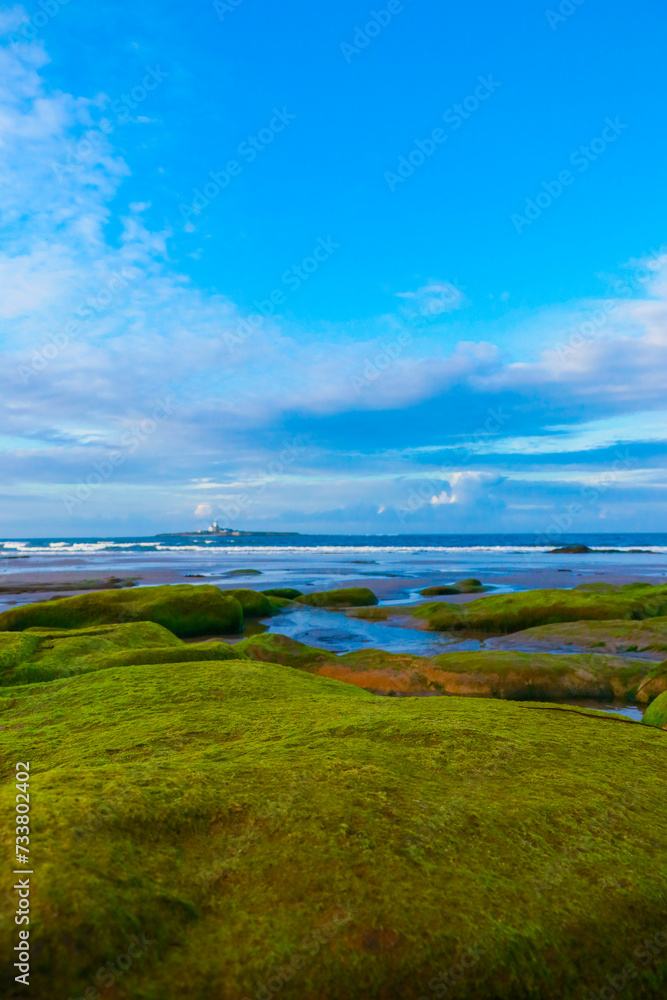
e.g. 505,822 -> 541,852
420,578 -> 490,597
409,584 -> 667,634
225,634 -> 665,704
642,690 -> 667,729
225,569 -> 262,577
226,589 -> 274,618
0,622 -> 184,685
262,588 -> 304,599
234,632 -> 330,671
487,618 -> 667,657
0,584 -> 244,638
0,660 -> 666,998
429,649 -> 657,702
297,587 -> 379,608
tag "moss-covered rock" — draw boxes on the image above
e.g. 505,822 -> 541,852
0,621 -> 185,685
231,633 -> 666,704
642,690 -> 667,729
234,632 -> 331,671
297,587 -> 378,608
226,589 -> 274,618
0,660 -> 666,998
420,578 -> 491,597
262,588 -> 303,600
409,583 -> 667,634
319,646 -> 661,702
0,584 -> 244,638
487,617 -> 667,658
1,619 -> 243,686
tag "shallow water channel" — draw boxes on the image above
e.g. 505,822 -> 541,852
227,599 -> 647,722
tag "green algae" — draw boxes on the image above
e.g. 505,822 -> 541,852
408,583 -> 667,634
488,617 -> 667,658
235,635 -> 666,703
262,588 -> 304,600
234,632 -> 331,671
642,690 -> 667,729
0,622 -> 184,685
297,587 -> 379,608
0,659 -> 665,999
0,584 -> 244,638
420,578 -> 491,596
226,589 -> 274,618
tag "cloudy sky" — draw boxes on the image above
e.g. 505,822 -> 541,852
1,0 -> 666,537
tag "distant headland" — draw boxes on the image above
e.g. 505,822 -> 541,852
157,519 -> 300,539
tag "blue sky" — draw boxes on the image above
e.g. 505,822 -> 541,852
1,0 -> 666,536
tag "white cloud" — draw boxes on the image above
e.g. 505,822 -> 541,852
194,503 -> 213,518
430,472 -> 504,506
396,280 -> 465,316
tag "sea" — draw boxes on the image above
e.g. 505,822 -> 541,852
1,532 -> 667,578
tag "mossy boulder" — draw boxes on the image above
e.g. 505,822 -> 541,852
487,617 -> 667,658
232,634 -> 666,704
315,644 -> 660,702
262,588 -> 303,600
0,660 -> 666,997
226,589 -> 274,618
0,584 -> 244,638
642,690 -> 667,729
420,578 -> 490,597
297,587 -> 378,608
234,632 -> 331,671
409,583 -> 667,634
0,621 -> 186,685
0,620 -> 246,686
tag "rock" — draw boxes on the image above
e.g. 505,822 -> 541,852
0,584 -> 244,638
225,589 -> 274,618
420,578 -> 490,597
548,545 -> 593,553
486,618 -> 667,662
296,587 -> 378,608
4,658 -> 667,997
262,588 -> 304,600
409,583 -> 667,634
642,690 -> 667,729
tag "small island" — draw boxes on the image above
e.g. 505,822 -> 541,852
158,519 -> 300,538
